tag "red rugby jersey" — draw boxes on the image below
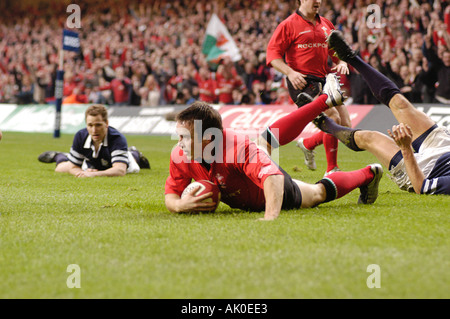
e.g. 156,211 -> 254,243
165,129 -> 282,211
195,71 -> 217,103
215,72 -> 245,104
266,11 -> 339,77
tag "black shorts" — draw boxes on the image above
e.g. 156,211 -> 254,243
279,165 -> 302,210
287,75 -> 325,107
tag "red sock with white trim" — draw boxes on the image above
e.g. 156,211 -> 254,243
318,166 -> 374,201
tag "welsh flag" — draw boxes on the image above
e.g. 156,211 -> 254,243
202,14 -> 242,65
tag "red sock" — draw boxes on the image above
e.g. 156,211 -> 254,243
323,166 -> 374,199
268,95 -> 328,146
303,131 -> 324,150
324,133 -> 339,172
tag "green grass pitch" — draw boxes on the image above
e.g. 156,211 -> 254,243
0,131 -> 448,299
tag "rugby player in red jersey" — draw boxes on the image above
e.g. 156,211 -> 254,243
164,75 -> 384,220
266,0 -> 350,176
195,66 -> 217,104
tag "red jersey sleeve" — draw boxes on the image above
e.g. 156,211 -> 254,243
266,19 -> 294,67
165,147 -> 193,196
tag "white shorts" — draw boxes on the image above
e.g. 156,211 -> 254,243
388,126 -> 450,192
81,151 -> 140,174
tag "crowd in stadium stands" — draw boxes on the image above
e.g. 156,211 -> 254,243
0,0 -> 449,106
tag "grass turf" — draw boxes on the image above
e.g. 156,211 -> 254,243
0,132 -> 448,299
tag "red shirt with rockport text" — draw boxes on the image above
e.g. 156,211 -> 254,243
266,11 -> 339,77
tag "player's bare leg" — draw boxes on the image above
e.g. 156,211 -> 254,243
55,161 -> 73,173
313,113 -> 399,168
293,180 -> 327,208
352,130 -> 399,168
388,94 -> 435,140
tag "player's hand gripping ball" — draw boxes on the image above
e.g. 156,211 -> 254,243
181,180 -> 221,212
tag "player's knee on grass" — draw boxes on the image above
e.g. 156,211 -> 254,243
55,161 -> 72,173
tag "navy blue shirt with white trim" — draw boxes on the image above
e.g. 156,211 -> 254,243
421,152 -> 450,195
67,126 -> 129,170
390,124 -> 450,195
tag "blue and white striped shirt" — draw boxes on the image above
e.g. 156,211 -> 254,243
68,126 -> 129,170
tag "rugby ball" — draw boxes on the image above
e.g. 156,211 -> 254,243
181,180 -> 221,211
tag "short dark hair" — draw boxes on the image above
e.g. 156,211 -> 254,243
176,101 -> 223,134
85,104 -> 108,122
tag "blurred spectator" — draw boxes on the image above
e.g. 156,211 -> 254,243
139,74 -> 161,107
129,74 -> 142,106
241,91 -> 257,105
422,16 -> 450,104
0,0 -> 448,106
273,87 -> 292,105
195,66 -> 217,103
242,61 -> 257,91
215,57 -> 246,105
63,85 -> 88,104
251,80 -> 269,105
15,75 -> 35,104
100,66 -> 132,106
232,89 -> 243,105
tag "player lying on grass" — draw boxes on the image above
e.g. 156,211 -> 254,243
38,104 -> 150,178
312,30 -> 450,195
165,74 -> 383,220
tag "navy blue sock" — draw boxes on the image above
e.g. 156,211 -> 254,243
350,56 -> 401,107
318,116 -> 363,152
55,153 -> 69,164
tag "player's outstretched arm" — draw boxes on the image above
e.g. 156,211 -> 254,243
388,124 -> 425,194
74,162 -> 127,177
260,174 -> 284,221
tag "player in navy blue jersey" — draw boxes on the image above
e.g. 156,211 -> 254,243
38,104 -> 150,177
313,31 -> 450,195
